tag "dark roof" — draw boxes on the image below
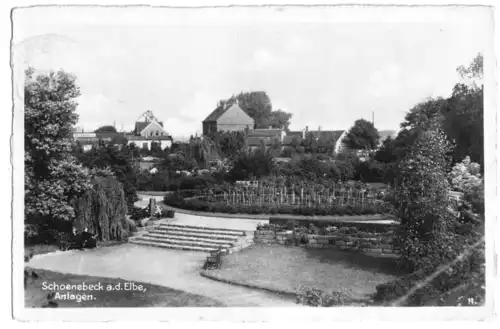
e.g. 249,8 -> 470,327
247,136 -> 274,147
287,131 -> 303,138
134,122 -> 149,134
248,128 -> 282,138
126,135 -> 172,141
308,130 -> 345,143
282,135 -> 302,146
203,103 -> 253,123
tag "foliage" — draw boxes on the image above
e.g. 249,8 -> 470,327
448,156 -> 482,193
343,119 -> 380,150
94,125 -> 117,133
74,143 -> 138,212
296,288 -> 349,307
163,194 -> 388,216
207,131 -> 246,160
25,68 -> 94,223
391,125 -> 455,272
228,150 -> 275,181
73,177 -> 131,241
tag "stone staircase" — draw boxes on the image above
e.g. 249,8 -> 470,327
129,223 -> 251,253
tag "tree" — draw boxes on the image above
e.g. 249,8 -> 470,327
74,143 -> 138,212
73,177 -> 134,241
343,119 -> 379,150
392,124 -> 455,272
94,125 -> 117,133
263,109 -> 293,131
443,54 -> 484,168
228,150 -> 275,181
25,68 -> 94,223
449,156 -> 482,193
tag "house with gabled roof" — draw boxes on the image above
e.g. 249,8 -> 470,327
202,101 -> 255,135
125,110 -> 173,150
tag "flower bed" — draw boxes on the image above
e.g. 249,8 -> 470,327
163,194 -> 389,217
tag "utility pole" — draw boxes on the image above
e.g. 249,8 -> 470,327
372,111 -> 375,126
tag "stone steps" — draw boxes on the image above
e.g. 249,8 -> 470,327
129,223 -> 247,253
146,232 -> 237,244
156,224 -> 245,237
150,228 -> 240,241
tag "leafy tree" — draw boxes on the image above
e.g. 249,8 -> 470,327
448,156 -> 482,193
263,109 -> 293,131
74,143 -> 138,212
443,56 -> 484,167
392,124 -> 455,272
343,119 -> 379,150
207,131 -> 246,160
25,68 -> 94,223
228,150 -> 275,181
94,125 -> 117,133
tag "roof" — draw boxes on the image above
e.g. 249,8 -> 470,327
247,128 -> 282,138
203,103 -> 249,123
307,130 -> 345,143
282,135 -> 302,146
134,122 -> 149,134
247,136 -> 274,147
126,135 -> 172,141
287,131 -> 303,138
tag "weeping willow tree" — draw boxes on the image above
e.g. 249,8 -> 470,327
73,177 -> 131,241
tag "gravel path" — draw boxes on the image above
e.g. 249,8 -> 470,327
28,244 -> 297,307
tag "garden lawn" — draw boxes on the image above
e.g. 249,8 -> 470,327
25,267 -> 224,307
205,244 -> 406,301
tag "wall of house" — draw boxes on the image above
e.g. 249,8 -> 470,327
217,123 -> 253,132
334,131 -> 347,154
217,105 -> 254,128
127,139 -> 171,150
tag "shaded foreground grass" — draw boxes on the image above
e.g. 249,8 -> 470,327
25,267 -> 225,307
204,244 -> 407,302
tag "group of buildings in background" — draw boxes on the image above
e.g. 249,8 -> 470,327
71,101 -> 397,155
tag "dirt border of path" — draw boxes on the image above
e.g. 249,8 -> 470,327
200,270 -> 297,298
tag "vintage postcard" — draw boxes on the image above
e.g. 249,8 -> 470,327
10,1 -> 497,323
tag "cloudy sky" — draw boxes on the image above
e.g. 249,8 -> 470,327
13,6 -> 492,139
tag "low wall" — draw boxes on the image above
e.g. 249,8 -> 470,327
254,229 -> 399,257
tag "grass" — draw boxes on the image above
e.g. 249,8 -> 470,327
25,267 -> 225,308
205,244 -> 406,301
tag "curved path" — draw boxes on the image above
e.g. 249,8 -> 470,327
28,243 -> 297,307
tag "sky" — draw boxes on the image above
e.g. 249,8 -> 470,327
13,6 -> 492,140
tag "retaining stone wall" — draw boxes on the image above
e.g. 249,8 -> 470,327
254,229 -> 399,257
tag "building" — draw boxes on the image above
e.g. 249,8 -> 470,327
72,111 -> 173,152
125,111 -> 173,150
72,131 -> 127,152
304,126 -> 347,154
202,102 -> 255,135
246,128 -> 286,152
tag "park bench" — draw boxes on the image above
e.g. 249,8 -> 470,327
204,247 -> 225,270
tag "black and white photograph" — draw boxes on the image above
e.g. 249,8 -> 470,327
8,1 -> 497,322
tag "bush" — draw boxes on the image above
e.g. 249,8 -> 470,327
296,288 -> 349,307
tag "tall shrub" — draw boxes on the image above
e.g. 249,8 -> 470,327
392,125 -> 455,272
73,177 -> 130,241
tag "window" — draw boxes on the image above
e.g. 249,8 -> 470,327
156,131 -> 159,136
